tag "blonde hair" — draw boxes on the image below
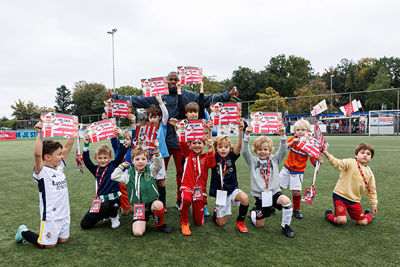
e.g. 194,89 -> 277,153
95,145 -> 112,157
131,148 -> 148,160
293,119 -> 311,131
213,135 -> 233,152
253,136 -> 273,153
123,130 -> 132,140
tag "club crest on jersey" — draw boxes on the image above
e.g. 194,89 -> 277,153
256,210 -> 263,218
46,232 -> 52,239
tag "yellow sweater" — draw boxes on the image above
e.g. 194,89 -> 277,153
327,155 -> 378,208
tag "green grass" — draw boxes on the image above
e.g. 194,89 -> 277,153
1,136 -> 400,266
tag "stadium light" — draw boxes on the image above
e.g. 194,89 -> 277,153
330,75 -> 334,111
107,28 -> 117,92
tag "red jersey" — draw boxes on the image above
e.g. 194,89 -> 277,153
284,136 -> 317,174
179,142 -> 216,194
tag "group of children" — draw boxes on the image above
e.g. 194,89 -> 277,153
15,84 -> 378,247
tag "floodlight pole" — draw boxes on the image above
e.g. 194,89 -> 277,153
107,28 -> 117,92
330,75 -> 334,112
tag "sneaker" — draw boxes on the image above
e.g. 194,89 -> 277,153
110,214 -> 120,229
157,224 -> 173,234
282,224 -> 294,238
325,209 -> 333,217
236,221 -> 248,233
293,210 -> 303,219
204,206 -> 210,217
15,225 -> 28,243
250,210 -> 257,226
364,209 -> 375,219
181,223 -> 191,236
176,200 -> 181,211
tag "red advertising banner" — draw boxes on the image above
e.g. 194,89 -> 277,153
141,77 -> 169,97
104,99 -> 131,118
250,112 -> 282,134
176,119 -> 207,142
177,66 -> 202,84
40,112 -> 78,138
0,131 -> 16,140
296,131 -> 322,159
87,119 -> 117,143
210,102 -> 241,126
133,122 -> 159,150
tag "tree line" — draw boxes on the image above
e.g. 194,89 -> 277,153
4,54 -> 399,127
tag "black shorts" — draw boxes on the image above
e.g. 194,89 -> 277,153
132,201 -> 154,223
253,191 -> 283,220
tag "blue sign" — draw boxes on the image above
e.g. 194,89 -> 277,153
16,131 -> 37,139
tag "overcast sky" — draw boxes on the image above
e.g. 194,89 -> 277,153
1,0 -> 399,118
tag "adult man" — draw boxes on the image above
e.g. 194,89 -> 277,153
106,71 -> 239,208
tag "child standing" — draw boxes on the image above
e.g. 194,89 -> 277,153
111,141 -> 173,236
15,122 -> 75,248
209,119 -> 249,233
243,124 -> 295,238
323,143 -> 377,226
279,119 -> 323,219
80,131 -> 127,229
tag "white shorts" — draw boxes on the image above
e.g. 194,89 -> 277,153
279,167 -> 303,191
155,160 -> 166,180
37,216 -> 70,245
215,188 -> 241,218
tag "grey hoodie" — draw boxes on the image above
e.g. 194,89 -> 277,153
242,135 -> 287,198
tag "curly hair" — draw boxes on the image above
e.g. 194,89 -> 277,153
213,135 -> 233,152
253,136 -> 273,153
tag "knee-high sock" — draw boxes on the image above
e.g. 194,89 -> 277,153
21,231 -> 44,248
326,213 -> 336,223
158,186 -> 166,207
236,204 -> 249,222
292,195 -> 301,210
364,214 -> 372,224
154,207 -> 165,227
281,204 -> 293,227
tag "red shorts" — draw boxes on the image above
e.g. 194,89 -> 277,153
119,183 -> 130,210
333,198 -> 365,221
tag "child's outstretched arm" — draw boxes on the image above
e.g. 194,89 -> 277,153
177,82 -> 185,120
150,140 -> 162,177
198,81 -> 205,119
62,137 -> 75,161
234,118 -> 245,155
207,120 -> 213,140
113,130 -> 127,166
111,162 -> 131,184
275,123 -> 288,163
33,122 -> 43,173
82,134 -> 97,175
169,118 -> 179,132
156,94 -> 169,127
323,148 -> 350,171
206,138 -> 216,168
241,125 -> 253,166
128,113 -> 137,131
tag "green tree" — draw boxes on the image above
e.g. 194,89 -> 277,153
54,85 -> 73,114
378,56 -> 400,88
11,99 -> 40,120
72,81 -> 106,116
116,85 -> 143,96
365,66 -> 394,110
249,87 -> 288,114
263,54 -> 313,97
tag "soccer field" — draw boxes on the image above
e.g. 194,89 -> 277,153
1,136 -> 399,266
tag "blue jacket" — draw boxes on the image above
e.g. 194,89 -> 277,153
113,90 -> 230,149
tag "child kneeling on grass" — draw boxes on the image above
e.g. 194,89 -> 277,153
323,143 -> 377,226
111,141 -> 173,236
209,118 -> 249,233
15,122 -> 75,248
243,124 -> 295,238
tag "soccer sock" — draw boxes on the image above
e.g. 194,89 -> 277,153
154,207 -> 165,227
364,214 -> 372,224
326,213 -> 336,223
281,204 -> 293,227
236,204 -> 249,222
158,186 -> 166,207
292,194 -> 301,210
21,231 -> 44,248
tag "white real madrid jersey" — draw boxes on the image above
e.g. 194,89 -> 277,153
33,161 -> 70,221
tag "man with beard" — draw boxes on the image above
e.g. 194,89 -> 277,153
106,71 -> 238,210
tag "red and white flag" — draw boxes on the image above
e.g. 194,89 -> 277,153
41,112 -> 78,138
104,99 -> 131,118
87,119 -> 116,143
177,66 -> 202,84
313,124 -> 329,150
340,99 -> 362,116
250,112 -> 282,134
133,122 -> 159,150
141,77 -> 169,97
176,120 -> 207,142
296,131 -> 322,159
311,99 -> 328,116
210,102 -> 241,126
